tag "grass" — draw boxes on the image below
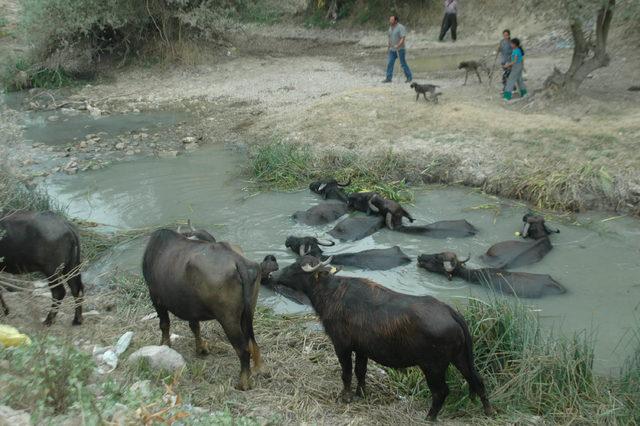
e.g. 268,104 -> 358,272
1,55 -> 77,91
387,297 -> 640,423
249,140 -> 414,202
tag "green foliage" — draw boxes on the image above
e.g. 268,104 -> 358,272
248,140 -> 413,201
0,167 -> 60,213
0,337 -> 95,416
387,297 -> 640,423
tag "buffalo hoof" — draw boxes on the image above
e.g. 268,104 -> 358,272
339,390 -> 353,403
355,387 -> 367,399
72,317 -> 83,326
196,340 -> 210,356
43,317 -> 54,327
235,379 -> 252,391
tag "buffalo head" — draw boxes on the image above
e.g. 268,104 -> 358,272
521,213 -> 559,240
177,220 -> 216,242
270,255 -> 337,292
260,255 -> 279,282
309,178 -> 351,196
418,252 -> 470,281
285,236 -> 335,257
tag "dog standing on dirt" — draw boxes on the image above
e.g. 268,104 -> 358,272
458,61 -> 490,85
410,82 -> 441,103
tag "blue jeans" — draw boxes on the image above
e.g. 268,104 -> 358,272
386,49 -> 412,81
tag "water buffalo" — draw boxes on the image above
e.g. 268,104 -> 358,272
369,194 -> 415,230
418,252 -> 566,298
142,229 -> 263,390
285,236 -> 411,271
309,178 -> 351,202
396,220 -> 478,238
346,192 -> 378,214
292,202 -> 349,225
0,210 -> 84,325
259,255 -> 311,305
480,214 -> 559,269
328,215 -> 385,241
270,255 -> 494,421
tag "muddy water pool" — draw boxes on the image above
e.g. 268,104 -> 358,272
45,146 -> 640,373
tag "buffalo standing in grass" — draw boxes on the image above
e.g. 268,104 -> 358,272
0,211 -> 84,325
418,252 -> 566,298
143,228 -> 264,390
480,213 -> 559,269
269,255 -> 494,421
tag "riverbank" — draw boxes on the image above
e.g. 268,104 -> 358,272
2,23 -> 640,215
2,272 -> 638,424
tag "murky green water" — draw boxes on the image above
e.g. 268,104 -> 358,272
45,146 -> 640,373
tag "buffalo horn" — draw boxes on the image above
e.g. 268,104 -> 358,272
177,225 -> 183,233
321,256 -> 333,266
301,262 -> 322,273
337,178 -> 351,187
522,222 -> 530,238
188,219 -> 196,232
368,199 -> 379,212
317,183 -> 327,192
459,254 -> 471,264
299,245 -> 311,257
316,238 -> 335,247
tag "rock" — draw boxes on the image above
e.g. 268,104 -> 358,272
0,405 -> 31,426
158,150 -> 178,158
115,142 -> 126,150
181,136 -> 197,144
47,115 -> 59,122
127,345 -> 186,373
184,142 -> 198,151
46,147 -> 55,152
79,141 -> 88,149
125,150 -> 135,156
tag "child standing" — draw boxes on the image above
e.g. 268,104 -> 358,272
503,38 -> 527,101
497,29 -> 513,93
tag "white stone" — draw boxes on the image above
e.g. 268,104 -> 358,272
127,345 -> 186,373
0,405 -> 31,426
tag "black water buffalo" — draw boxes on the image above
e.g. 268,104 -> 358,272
292,202 -> 349,226
328,216 -> 385,241
309,178 -> 350,202
418,252 -> 566,298
0,211 -> 84,325
270,255 -> 494,421
480,214 -> 559,269
285,236 -> 335,257
285,236 -> 411,271
396,220 -> 478,238
346,192 -> 378,214
142,229 -> 263,390
369,194 -> 415,229
259,255 -> 311,305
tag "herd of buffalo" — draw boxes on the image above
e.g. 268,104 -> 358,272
0,178 -> 571,420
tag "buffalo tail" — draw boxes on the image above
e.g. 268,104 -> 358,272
449,306 -> 484,399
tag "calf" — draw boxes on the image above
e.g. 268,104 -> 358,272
271,255 -> 494,421
0,210 -> 84,325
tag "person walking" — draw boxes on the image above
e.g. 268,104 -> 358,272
439,0 -> 458,42
497,29 -> 513,92
383,15 -> 412,83
503,38 -> 527,100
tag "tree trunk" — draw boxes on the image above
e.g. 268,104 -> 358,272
544,0 -> 615,93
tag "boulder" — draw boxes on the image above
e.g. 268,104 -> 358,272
0,405 -> 30,426
127,345 -> 186,373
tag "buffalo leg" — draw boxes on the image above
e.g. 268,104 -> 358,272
249,337 -> 263,373
336,348 -> 353,402
0,290 -> 8,315
416,92 -> 419,102
452,354 -> 494,416
157,307 -> 171,347
44,281 -> 66,326
221,321 -> 252,391
189,320 -> 209,355
354,352 -> 368,398
69,276 -> 84,326
421,364 -> 450,421
475,69 -> 482,83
